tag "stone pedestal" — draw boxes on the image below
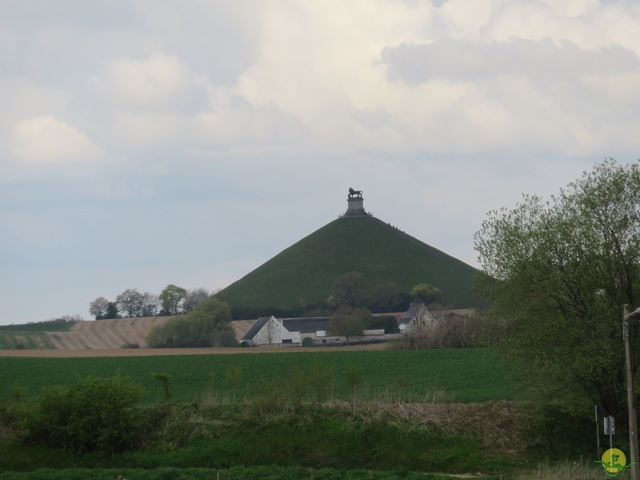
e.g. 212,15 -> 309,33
345,196 -> 366,216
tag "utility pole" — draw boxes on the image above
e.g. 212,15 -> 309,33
623,304 -> 640,480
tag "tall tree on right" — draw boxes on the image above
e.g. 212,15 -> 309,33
474,159 -> 640,421
159,284 -> 187,315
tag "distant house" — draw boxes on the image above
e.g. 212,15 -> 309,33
240,315 -> 393,347
240,316 -> 300,347
282,317 -> 343,346
398,303 -> 436,334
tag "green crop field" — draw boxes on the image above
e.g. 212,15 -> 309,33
0,348 -> 522,405
1,348 -> 594,480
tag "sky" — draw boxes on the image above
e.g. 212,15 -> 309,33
2,0 -> 640,325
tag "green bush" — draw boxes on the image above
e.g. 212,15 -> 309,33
146,298 -> 237,348
16,375 -> 144,453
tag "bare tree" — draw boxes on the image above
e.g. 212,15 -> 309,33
140,292 -> 159,317
116,289 -> 144,318
182,288 -> 210,313
89,297 -> 109,319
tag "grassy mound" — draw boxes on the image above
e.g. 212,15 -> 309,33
215,216 -> 479,313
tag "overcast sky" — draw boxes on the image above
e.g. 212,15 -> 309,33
2,0 -> 640,325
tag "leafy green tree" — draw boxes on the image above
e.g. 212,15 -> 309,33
186,297 -> 235,347
159,284 -> 187,315
410,284 -> 442,305
371,282 -> 402,312
146,297 -> 235,348
104,301 -> 119,319
327,306 -> 371,344
474,159 -> 640,419
329,271 -> 368,308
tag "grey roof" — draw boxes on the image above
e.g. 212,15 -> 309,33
283,317 -> 329,333
399,304 -> 418,325
241,316 -> 271,341
399,303 -> 434,326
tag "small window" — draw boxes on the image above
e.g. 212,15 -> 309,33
282,339 -> 293,344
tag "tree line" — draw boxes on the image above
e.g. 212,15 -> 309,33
90,276 -> 443,322
228,273 -> 443,320
88,285 -> 211,320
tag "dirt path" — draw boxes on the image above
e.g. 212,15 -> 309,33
0,344 -> 387,358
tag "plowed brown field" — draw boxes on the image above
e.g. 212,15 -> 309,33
43,317 -> 256,350
0,317 -> 385,357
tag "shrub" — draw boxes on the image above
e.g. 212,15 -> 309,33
391,312 -> 479,349
16,375 -> 144,453
146,298 -> 236,348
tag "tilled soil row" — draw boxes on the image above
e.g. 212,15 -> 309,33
46,317 -> 171,349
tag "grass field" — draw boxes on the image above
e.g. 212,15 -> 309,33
0,320 -> 77,350
0,347 -> 600,480
0,348 -> 522,405
0,332 -> 51,350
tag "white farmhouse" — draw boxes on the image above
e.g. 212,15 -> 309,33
398,303 -> 436,334
240,316 -> 300,347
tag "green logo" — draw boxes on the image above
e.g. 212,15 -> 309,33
596,448 -> 635,476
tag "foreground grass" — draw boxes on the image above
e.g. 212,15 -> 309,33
0,463 -> 607,480
0,394 -> 598,479
0,320 -> 77,350
0,348 -> 599,479
0,466 -> 515,480
0,332 -> 51,350
0,402 -> 528,478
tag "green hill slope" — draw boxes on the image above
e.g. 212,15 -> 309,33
215,215 -> 479,314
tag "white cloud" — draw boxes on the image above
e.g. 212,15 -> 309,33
226,0 -> 640,157
102,53 -> 207,112
0,78 -> 69,120
381,39 -> 639,82
11,116 -> 103,164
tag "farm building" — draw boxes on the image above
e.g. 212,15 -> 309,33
282,317 -> 331,346
239,315 -> 389,347
240,315 -> 300,347
239,303 -> 444,347
398,303 -> 436,334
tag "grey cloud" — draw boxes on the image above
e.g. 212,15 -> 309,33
350,107 -> 396,131
131,1 -> 261,85
381,38 -> 640,83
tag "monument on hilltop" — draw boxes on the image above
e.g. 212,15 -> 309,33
345,187 -> 366,216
